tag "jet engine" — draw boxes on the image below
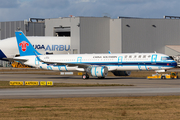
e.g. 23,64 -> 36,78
112,71 -> 131,76
90,66 -> 108,77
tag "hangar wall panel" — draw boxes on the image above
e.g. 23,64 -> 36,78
110,19 -> 122,53
122,19 -> 180,54
10,22 -> 15,37
0,21 -> 25,40
0,21 -> 44,40
1,22 -> 7,39
80,17 -> 110,53
26,22 -> 45,36
6,22 -> 10,38
20,21 -> 25,32
70,17 -> 80,54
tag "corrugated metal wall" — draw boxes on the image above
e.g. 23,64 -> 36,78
26,22 -> 45,36
121,18 -> 180,54
0,21 -> 25,40
70,17 -> 80,54
80,17 -> 110,53
110,19 -> 122,53
0,21 -> 44,40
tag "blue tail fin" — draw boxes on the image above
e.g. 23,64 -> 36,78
15,31 -> 41,56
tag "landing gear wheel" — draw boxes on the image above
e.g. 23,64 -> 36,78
82,74 -> 89,80
82,74 -> 86,79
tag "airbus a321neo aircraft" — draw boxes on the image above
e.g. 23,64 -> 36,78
13,31 -> 177,79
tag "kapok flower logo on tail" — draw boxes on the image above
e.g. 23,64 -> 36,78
19,41 -> 29,52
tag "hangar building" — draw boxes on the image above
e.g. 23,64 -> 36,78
45,16 -> 180,56
1,16 -> 180,56
1,16 -> 180,66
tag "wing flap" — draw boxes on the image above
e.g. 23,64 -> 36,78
34,52 -> 91,68
45,61 -> 90,68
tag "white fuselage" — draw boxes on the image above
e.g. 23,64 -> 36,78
18,53 -> 177,72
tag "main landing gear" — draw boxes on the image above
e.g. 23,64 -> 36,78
82,73 -> 89,80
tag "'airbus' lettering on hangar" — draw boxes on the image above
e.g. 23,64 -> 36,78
33,45 -> 70,51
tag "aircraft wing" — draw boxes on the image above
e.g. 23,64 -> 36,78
41,61 -> 90,68
3,57 -> 28,62
34,52 -> 90,68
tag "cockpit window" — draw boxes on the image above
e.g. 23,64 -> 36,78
161,57 -> 172,61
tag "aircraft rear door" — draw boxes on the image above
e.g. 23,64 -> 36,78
118,56 -> 123,67
35,57 -> 40,67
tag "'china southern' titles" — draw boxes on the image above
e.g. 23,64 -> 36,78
33,44 -> 70,51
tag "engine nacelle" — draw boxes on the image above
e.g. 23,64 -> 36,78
91,66 -> 108,77
112,71 -> 131,76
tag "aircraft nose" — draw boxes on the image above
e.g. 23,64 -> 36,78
0,49 -> 7,60
171,61 -> 177,67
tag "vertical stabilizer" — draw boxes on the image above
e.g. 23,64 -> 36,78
15,31 -> 41,56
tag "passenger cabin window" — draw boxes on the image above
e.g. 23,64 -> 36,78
143,55 -> 146,58
148,55 -> 151,58
134,55 -> 137,58
125,55 -> 128,58
138,55 -> 141,58
129,55 -> 132,58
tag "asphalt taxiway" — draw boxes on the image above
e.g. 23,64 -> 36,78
0,73 -> 180,99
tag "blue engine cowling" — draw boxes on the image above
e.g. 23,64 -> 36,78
91,66 -> 108,77
112,71 -> 131,76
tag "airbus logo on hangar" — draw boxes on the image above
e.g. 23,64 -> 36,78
32,44 -> 70,51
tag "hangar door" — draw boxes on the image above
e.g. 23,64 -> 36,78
54,27 -> 71,37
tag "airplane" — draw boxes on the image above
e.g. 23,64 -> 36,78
0,36 -> 70,60
13,31 -> 177,79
